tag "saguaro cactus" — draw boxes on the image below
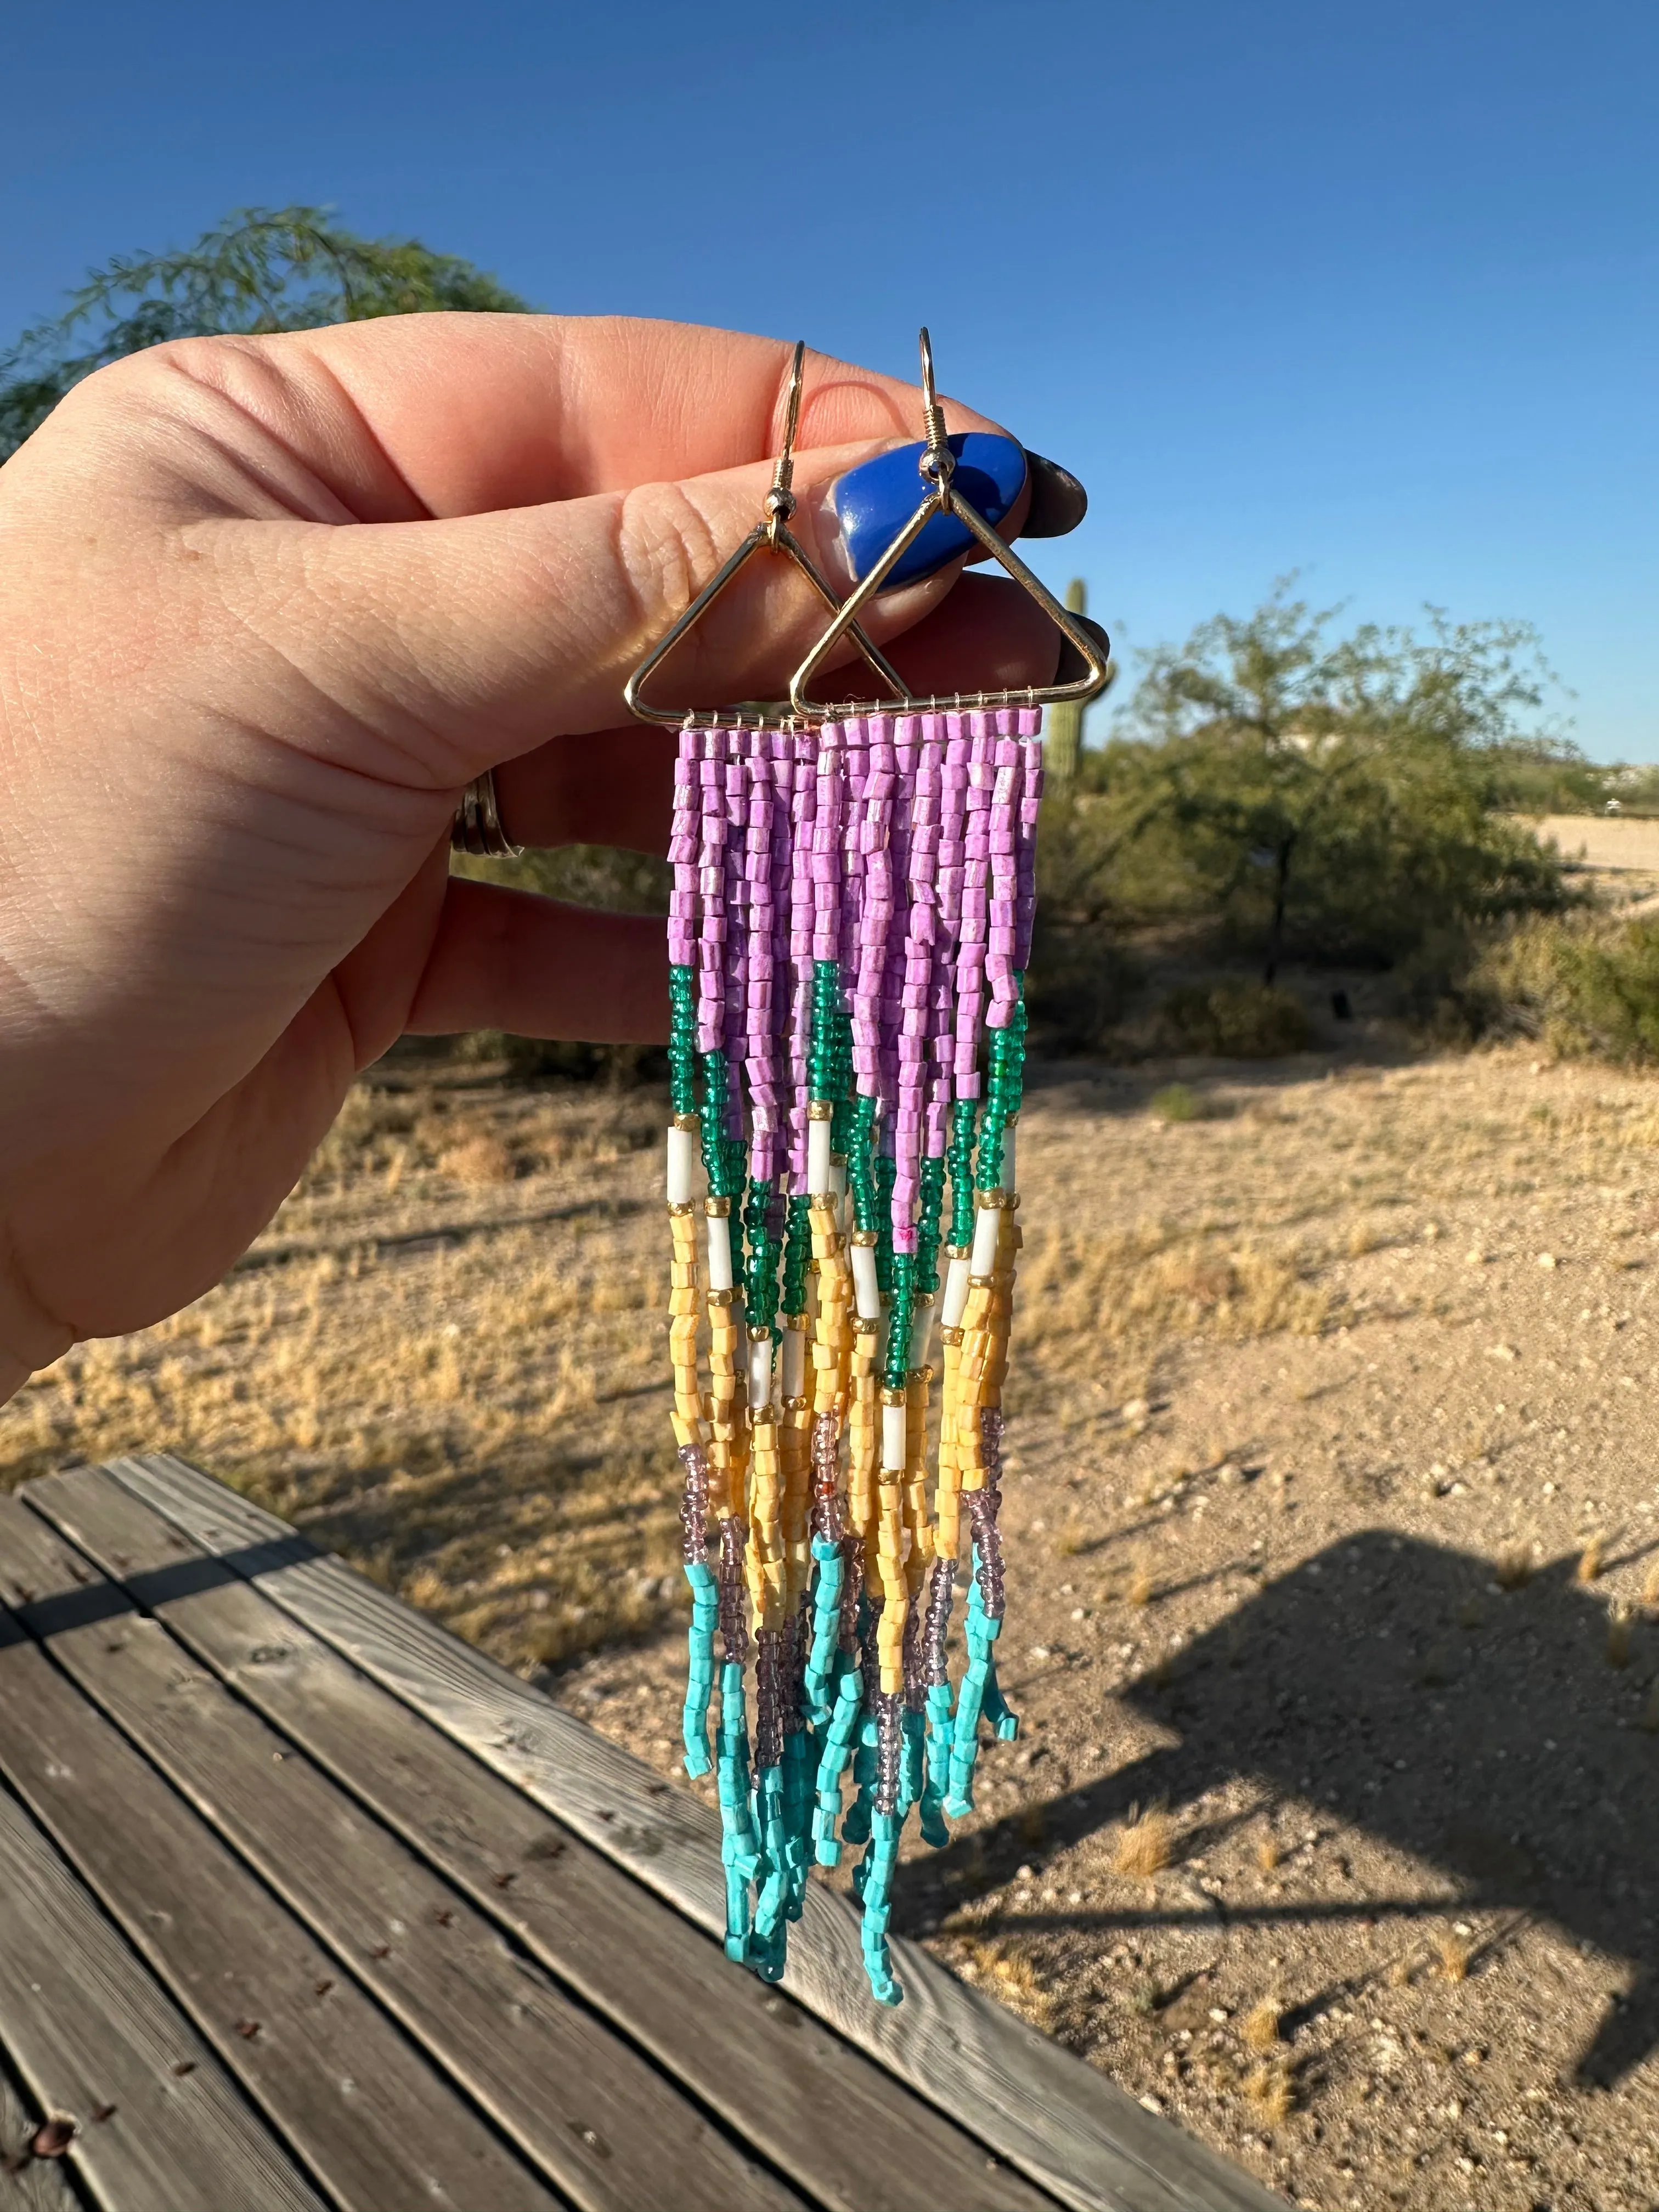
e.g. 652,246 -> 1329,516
1044,578 -> 1090,804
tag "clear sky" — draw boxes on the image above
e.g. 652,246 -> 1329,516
5,1 -> 1654,753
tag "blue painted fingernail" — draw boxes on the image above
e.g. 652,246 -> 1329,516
832,433 -> 1028,591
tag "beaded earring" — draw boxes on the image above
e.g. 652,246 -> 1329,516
639,331 -> 1108,2005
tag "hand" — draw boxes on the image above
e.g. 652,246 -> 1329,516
0,314 -> 1065,1396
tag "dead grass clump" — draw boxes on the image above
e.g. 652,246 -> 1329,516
1577,1534 -> 1606,1584
1494,1538 -> 1537,1590
1114,1804 -> 1173,1879
1255,1831 -> 1282,1874
1017,1222 -> 1338,1359
1642,1558 -> 1659,1612
1242,2058 -> 1296,2125
1607,1602 -> 1635,1669
1436,1927 -> 1473,1983
437,1131 -> 517,1186
1242,1997 -> 1283,2052
1126,1559 -> 1156,1608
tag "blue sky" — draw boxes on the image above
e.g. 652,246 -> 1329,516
5,0 -> 1654,754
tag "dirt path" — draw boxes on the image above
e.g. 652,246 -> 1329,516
11,1043 -> 1659,2210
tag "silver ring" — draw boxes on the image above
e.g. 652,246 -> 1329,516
451,769 -> 523,859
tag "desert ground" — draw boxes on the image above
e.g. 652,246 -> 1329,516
11,1036 -> 1659,2212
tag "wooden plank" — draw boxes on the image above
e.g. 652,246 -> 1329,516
0,1767 -> 324,2212
0,1500 -> 560,2212
103,1453 -> 1291,2212
6,1490 -> 797,2212
0,2047 -> 78,2212
29,1467 -> 1057,2212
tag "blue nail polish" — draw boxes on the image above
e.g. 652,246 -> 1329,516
832,433 -> 1028,592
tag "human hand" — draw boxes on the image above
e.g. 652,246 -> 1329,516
0,313 -> 1070,1396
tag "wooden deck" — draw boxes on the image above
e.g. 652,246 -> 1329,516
0,1454 -> 1284,2212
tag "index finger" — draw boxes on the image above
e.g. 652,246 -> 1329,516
182,314 -> 1011,522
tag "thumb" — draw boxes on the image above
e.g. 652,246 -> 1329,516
200,433 -> 1028,797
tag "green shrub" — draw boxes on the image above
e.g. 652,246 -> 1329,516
1150,1082 -> 1206,1122
1465,913 -> 1659,1064
1159,981 -> 1312,1059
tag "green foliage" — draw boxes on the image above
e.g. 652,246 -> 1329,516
1053,583 -> 1570,980
1467,912 -> 1659,1064
1158,981 -> 1312,1058
1149,1082 -> 1206,1123
1,205 -> 531,459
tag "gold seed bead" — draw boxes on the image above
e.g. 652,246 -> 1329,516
705,1194 -> 731,1218
850,1228 -> 878,1248
673,1111 -> 701,1132
808,1099 -> 834,1121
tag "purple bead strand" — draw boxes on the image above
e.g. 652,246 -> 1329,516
668,729 -> 699,970
696,729 -> 729,1057
1015,704 -> 1043,974
985,712 -> 1022,1031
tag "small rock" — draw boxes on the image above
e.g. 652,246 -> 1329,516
1138,2092 -> 1164,2114
1121,1398 -> 1149,1423
1537,1252 -> 1558,1270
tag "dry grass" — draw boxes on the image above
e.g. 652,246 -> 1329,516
1576,1534 -> 1606,1585
1494,1537 -> 1537,1590
1017,1220 -> 1339,1361
1114,1803 -> 1173,1879
1607,1603 -> 1636,1669
1242,1996 -> 1283,2052
1436,1927 -> 1474,1984
1242,2059 -> 1296,2124
1126,1559 -> 1156,1608
1255,1831 -> 1282,1874
0,1076 -> 674,1675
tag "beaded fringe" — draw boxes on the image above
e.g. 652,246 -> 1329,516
664,707 -> 1039,2003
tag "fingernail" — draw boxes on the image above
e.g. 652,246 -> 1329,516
1020,450 -> 1088,538
832,433 -> 1028,591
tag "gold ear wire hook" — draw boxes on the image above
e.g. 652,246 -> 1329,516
624,341 -> 909,727
789,326 -> 1112,721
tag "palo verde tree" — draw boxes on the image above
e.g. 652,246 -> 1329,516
0,205 -> 531,460
1069,583 -> 1573,982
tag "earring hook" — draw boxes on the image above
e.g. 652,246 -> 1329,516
624,339 -> 910,727
789,326 -> 1111,721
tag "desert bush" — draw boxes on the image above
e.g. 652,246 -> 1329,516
1462,911 -> 1659,1064
1035,587 -> 1571,1024
1159,981 -> 1312,1058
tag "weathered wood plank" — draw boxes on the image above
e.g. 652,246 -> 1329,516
0,1498 -> 561,2212
104,1453 -> 1291,2212
8,1487 -> 797,2212
29,1466 -> 1057,2212
0,1766 -> 325,2212
0,2050 -> 78,2212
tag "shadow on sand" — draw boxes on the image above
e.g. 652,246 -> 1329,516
901,1530 -> 1659,2086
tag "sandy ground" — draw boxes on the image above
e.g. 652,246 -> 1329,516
12,1039 -> 1659,2211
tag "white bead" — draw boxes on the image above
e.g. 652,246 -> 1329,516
807,1116 -> 833,1197
850,1242 -> 881,1321
882,1401 -> 907,1472
749,1332 -> 774,1413
941,1254 -> 971,1329
971,1204 -> 1001,1277
666,1125 -> 698,1206
781,1324 -> 805,1401
909,1294 -> 935,1372
706,1212 -> 733,1293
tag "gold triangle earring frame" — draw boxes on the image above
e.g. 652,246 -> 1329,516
789,328 -> 1111,721
623,341 -> 910,726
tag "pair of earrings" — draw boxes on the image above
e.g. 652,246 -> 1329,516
633,333 -> 1108,2003
624,330 -> 1107,724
